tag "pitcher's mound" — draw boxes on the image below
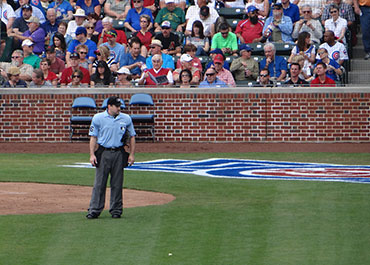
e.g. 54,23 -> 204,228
0,182 -> 175,215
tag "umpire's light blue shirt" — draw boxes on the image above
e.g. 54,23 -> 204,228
89,110 -> 136,148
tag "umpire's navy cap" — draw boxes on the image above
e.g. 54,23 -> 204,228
107,96 -> 121,106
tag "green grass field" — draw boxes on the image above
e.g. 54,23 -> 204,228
0,152 -> 370,265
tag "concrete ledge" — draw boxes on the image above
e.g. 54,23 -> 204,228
1,86 -> 370,95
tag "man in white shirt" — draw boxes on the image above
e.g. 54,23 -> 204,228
15,0 -> 46,24
316,30 -> 348,65
185,3 -> 219,37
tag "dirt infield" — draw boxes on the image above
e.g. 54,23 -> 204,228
1,142 -> 368,216
0,182 -> 175,216
1,142 -> 370,153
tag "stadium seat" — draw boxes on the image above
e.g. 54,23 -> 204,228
129,93 -> 155,142
218,7 -> 246,19
101,97 -> 126,110
274,42 -> 295,56
226,18 -> 241,31
113,19 -> 125,30
248,43 -> 265,56
70,97 -> 97,141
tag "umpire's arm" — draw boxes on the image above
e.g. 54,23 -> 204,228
90,136 -> 98,166
128,136 -> 136,166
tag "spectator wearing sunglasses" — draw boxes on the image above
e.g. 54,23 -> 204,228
0,50 -> 33,83
76,44 -> 92,73
211,23 -> 238,56
292,5 -> 323,44
268,0 -> 300,24
60,52 -> 91,86
262,3 -> 293,43
67,27 -> 97,67
3,66 -> 28,88
255,68 -> 273,87
199,67 -> 228,88
324,4 -> 347,44
124,0 -> 154,33
68,69 -> 87,87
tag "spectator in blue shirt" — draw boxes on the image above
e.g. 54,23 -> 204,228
121,37 -> 146,79
41,9 -> 60,46
263,3 -> 293,43
259,42 -> 288,81
48,0 -> 74,21
124,0 -> 154,32
67,27 -> 97,66
269,0 -> 300,24
101,30 -> 127,67
145,39 -> 175,69
76,0 -> 101,16
199,67 -> 228,87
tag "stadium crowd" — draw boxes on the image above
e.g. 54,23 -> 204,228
0,0 -> 364,87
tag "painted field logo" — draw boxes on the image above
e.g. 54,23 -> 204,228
62,159 -> 370,184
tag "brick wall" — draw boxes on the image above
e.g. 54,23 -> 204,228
0,89 -> 369,142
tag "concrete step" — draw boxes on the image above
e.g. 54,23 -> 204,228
351,46 -> 366,59
350,58 -> 370,70
348,71 -> 370,84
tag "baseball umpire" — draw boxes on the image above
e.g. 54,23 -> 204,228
86,96 -> 136,219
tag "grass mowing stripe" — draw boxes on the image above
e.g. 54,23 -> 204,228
0,152 -> 369,265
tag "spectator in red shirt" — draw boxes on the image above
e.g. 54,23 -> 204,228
235,6 -> 264,44
40,58 -> 58,86
60,52 -> 91,86
98,17 -> 127,47
46,46 -> 65,78
310,62 -> 336,87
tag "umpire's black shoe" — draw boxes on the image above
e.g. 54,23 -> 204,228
86,213 -> 98,219
112,214 -> 121,219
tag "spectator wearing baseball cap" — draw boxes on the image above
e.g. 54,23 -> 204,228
60,52 -> 91,86
14,1 -> 47,25
98,17 -> 128,46
115,67 -> 132,87
154,0 -> 186,32
3,67 -> 27,88
66,26 -> 97,66
212,54 -> 236,86
10,16 -> 46,55
235,5 -> 264,44
22,39 -> 41,69
154,20 -> 182,56
46,46 -> 65,77
172,53 -> 201,85
230,44 -> 259,81
12,4 -> 33,35
100,29 -> 127,68
206,49 -> 230,71
145,39 -> 175,70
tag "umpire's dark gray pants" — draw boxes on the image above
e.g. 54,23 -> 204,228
88,149 -> 124,216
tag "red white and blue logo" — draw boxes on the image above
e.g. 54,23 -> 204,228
128,159 -> 370,184
62,159 -> 370,184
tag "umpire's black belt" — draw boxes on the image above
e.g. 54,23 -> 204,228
101,146 -> 123,152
